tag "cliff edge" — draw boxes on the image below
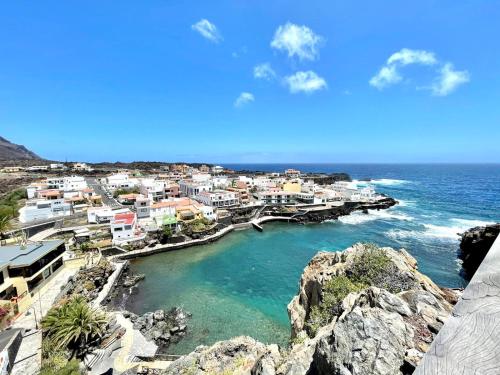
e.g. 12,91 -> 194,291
163,243 -> 458,375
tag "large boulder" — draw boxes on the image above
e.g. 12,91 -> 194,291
163,336 -> 282,375
459,223 -> 500,279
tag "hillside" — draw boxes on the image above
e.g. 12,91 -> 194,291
0,136 -> 41,160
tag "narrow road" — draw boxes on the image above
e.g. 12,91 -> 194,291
86,177 -> 122,208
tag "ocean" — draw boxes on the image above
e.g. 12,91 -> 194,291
121,164 -> 500,354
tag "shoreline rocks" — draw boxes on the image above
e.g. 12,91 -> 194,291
459,223 -> 500,280
125,307 -> 191,350
161,243 -> 458,375
60,259 -> 115,302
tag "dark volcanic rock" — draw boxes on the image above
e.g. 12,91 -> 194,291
459,223 -> 500,280
61,259 -> 115,302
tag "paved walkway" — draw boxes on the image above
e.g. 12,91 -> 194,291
110,224 -> 236,260
10,266 -> 81,375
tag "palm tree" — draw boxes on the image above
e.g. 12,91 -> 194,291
42,297 -> 108,358
0,214 -> 12,239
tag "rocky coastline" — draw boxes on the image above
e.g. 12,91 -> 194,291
458,223 -> 500,280
162,243 -> 459,375
104,263 -> 192,351
124,307 -> 191,350
292,197 -> 398,223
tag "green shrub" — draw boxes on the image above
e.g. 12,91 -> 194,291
348,243 -> 391,286
40,359 -> 81,375
349,244 -> 416,293
305,275 -> 366,336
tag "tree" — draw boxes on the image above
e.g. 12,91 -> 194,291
42,297 -> 108,358
0,214 -> 12,239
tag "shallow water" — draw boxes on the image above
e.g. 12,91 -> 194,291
122,164 -> 500,354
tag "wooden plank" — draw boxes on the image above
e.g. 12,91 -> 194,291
415,235 -> 500,375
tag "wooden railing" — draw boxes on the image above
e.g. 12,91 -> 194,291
415,234 -> 500,374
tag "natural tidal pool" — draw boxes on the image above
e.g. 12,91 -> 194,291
118,164 -> 500,354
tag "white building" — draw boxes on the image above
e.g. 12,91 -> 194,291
197,205 -> 217,221
50,163 -> 66,170
195,190 -> 239,208
179,180 -> 212,197
19,199 -> 72,223
211,165 -> 224,174
73,162 -> 93,172
192,173 -> 211,183
63,176 -> 87,191
105,174 -> 137,191
211,176 -> 230,188
139,179 -> 165,201
135,196 -> 151,219
149,201 -> 176,219
111,212 -> 142,244
257,191 -> 296,205
87,207 -> 129,224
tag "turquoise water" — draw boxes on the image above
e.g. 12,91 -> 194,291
123,164 -> 500,354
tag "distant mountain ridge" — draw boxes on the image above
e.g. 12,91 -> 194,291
0,136 -> 41,160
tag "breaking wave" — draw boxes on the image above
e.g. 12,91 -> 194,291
337,209 -> 414,225
386,218 -> 496,242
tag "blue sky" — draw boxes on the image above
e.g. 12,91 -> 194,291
0,0 -> 499,163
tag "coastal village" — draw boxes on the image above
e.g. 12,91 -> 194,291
0,161 -> 398,374
0,160 -> 496,375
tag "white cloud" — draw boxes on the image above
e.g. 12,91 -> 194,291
191,19 -> 222,43
369,65 -> 402,89
370,48 -> 437,90
387,48 -> 437,66
370,48 -> 469,96
234,92 -> 255,107
271,22 -> 324,61
432,63 -> 470,96
284,71 -> 327,94
254,63 -> 276,80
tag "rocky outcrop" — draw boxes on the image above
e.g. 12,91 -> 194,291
122,273 -> 145,288
285,198 -> 398,224
126,307 -> 191,350
61,259 -> 115,302
459,223 -> 500,280
162,244 -> 457,375
163,336 -> 282,375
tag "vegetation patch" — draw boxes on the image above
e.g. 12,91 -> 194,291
305,275 -> 366,336
42,296 -> 108,359
305,244 -> 416,337
348,243 -> 416,293
0,188 -> 26,235
113,187 -> 139,198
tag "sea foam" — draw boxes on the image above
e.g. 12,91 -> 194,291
386,218 -> 496,242
337,209 -> 413,225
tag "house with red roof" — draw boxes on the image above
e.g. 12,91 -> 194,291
110,211 -> 144,244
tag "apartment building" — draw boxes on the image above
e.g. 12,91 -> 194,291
257,191 -> 296,205
0,240 -> 66,313
196,190 -> 239,208
19,199 -> 72,223
179,180 -> 212,197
